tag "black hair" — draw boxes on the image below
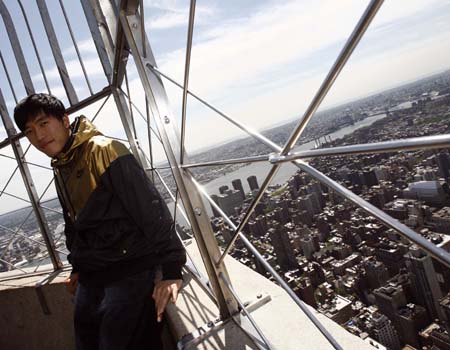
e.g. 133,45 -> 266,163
13,93 -> 66,132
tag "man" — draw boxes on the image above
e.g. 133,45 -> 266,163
14,93 -> 186,350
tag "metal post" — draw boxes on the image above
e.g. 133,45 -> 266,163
217,0 -> 384,265
0,0 -> 34,95
0,88 -> 62,270
36,0 -> 79,105
118,0 -> 238,318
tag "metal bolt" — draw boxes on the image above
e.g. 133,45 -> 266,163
207,321 -> 214,328
164,116 -> 170,124
194,207 -> 202,216
257,294 -> 262,299
132,23 -> 138,29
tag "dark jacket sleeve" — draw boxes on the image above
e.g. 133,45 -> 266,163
100,147 -> 186,280
54,174 -> 79,274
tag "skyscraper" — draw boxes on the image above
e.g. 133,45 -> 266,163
267,221 -> 297,270
404,246 -> 445,322
232,179 -> 245,200
371,312 -> 401,350
247,175 -> 259,191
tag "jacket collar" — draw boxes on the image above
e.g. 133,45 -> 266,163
52,116 -> 102,167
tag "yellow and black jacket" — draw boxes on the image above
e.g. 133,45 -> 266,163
52,116 -> 185,285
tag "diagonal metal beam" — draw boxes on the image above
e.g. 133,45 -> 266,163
0,87 -> 62,270
81,0 -> 114,83
182,154 -> 269,169
58,0 -> 94,95
269,134 -> 450,163
298,160 -> 450,267
17,0 -> 51,94
193,177 -> 343,350
119,0 -> 238,318
0,1 -> 35,95
180,0 -> 196,165
36,0 -> 78,105
218,0 -> 384,266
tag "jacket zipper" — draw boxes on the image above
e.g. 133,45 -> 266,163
54,168 -> 77,223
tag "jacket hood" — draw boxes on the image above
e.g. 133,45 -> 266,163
52,116 -> 102,167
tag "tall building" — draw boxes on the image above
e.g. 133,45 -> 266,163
371,312 -> 402,350
374,283 -> 407,323
231,179 -> 245,200
396,303 -> 429,349
215,189 -> 244,216
404,246 -> 445,322
267,221 -> 297,270
364,259 -> 390,290
297,277 -> 317,308
437,151 -> 450,180
247,175 -> 259,191
219,185 -> 229,194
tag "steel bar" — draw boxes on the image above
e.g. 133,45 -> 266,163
111,13 -> 128,88
66,86 -> 112,115
91,93 -> 111,123
153,168 -> 192,238
0,221 -> 66,256
80,0 -> 114,83
181,154 -> 269,169
139,0 -> 146,58
0,265 -> 58,282
0,88 -> 62,270
124,69 -> 137,138
0,138 -> 10,150
0,87 -> 112,150
180,0 -> 196,165
217,165 -> 279,265
146,96 -> 155,182
1,190 -> 31,204
36,0 -> 79,105
219,272 -> 273,350
17,0 -> 51,94
0,145 -> 27,200
298,160 -> 450,267
24,161 -> 52,171
120,2 -> 238,318
0,257 -> 28,274
194,178 -> 343,350
118,89 -> 163,144
270,134 -> 450,163
218,0 -> 384,266
281,0 -> 384,155
0,51 -> 18,103
111,87 -> 149,168
0,1 -> 34,95
58,0 -> 94,95
147,65 -> 280,151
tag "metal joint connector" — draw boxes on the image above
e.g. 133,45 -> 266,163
268,153 -> 285,164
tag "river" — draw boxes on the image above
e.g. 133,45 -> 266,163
170,113 -> 387,221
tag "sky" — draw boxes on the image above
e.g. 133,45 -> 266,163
1,0 -> 450,213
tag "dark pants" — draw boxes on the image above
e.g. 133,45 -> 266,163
74,270 -> 163,350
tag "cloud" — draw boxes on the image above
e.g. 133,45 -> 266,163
62,38 -> 99,57
145,5 -> 216,30
31,57 -> 105,83
146,0 -> 450,153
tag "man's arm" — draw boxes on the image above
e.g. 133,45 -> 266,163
98,142 -> 186,317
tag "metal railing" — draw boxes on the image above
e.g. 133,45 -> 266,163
1,1 -> 450,350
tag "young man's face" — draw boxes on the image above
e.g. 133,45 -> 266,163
24,113 -> 71,158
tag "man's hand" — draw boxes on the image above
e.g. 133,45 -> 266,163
64,272 -> 79,296
152,279 -> 182,322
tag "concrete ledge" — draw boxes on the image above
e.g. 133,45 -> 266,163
0,269 -> 75,350
166,241 -> 375,350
